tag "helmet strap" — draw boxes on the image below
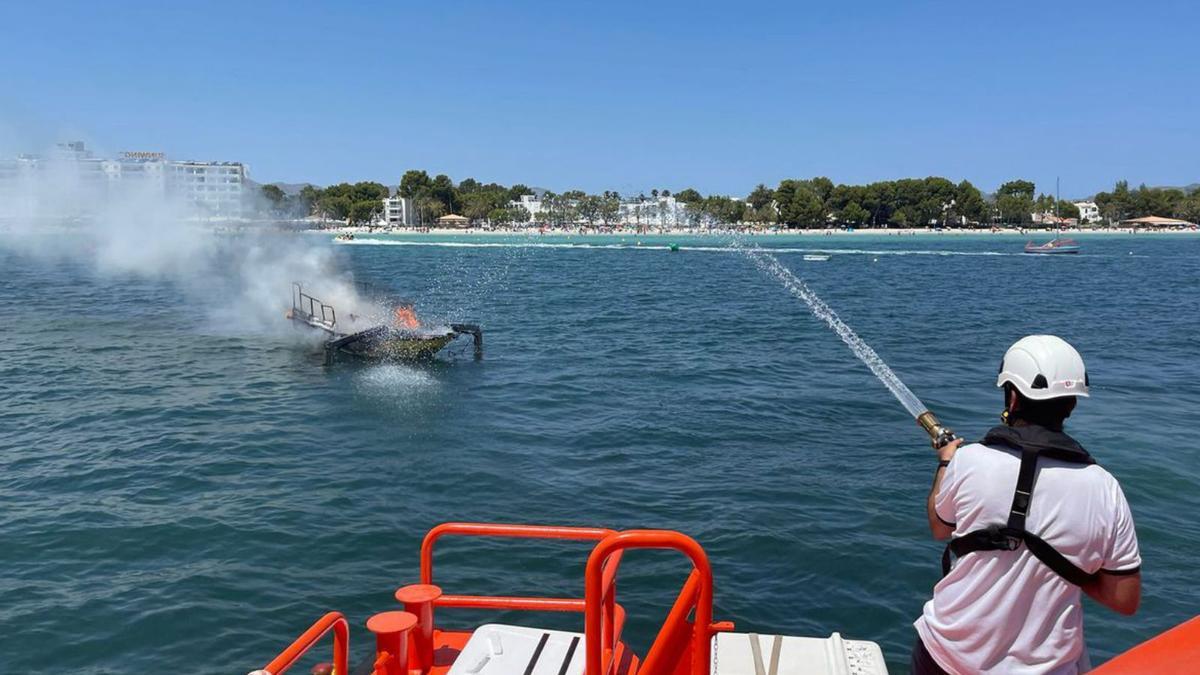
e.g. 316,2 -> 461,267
1002,383 -> 1017,426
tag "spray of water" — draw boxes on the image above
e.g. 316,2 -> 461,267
732,240 -> 930,418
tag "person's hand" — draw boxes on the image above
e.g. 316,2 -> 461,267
936,438 -> 963,463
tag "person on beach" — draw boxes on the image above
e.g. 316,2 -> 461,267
913,335 -> 1141,674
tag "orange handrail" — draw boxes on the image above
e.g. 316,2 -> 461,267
585,531 -> 717,675
641,570 -> 702,675
255,611 -> 349,675
420,522 -> 624,617
420,522 -> 618,584
418,522 -> 628,659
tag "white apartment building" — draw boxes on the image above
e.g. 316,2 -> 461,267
510,194 -> 544,221
0,143 -> 248,219
167,159 -> 247,217
503,193 -> 693,227
382,196 -> 415,226
1074,201 -> 1101,224
619,196 -> 690,227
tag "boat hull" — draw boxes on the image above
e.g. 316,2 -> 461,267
1024,246 -> 1080,255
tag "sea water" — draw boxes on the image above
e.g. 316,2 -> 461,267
734,241 -> 929,418
2,232 -> 1198,673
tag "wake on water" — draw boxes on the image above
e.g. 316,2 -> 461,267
334,237 -> 1014,257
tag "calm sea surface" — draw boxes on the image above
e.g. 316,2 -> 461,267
2,232 -> 1198,673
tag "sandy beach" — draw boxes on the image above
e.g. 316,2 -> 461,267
315,223 -> 1199,237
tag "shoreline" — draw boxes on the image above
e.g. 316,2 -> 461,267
313,224 -> 1200,237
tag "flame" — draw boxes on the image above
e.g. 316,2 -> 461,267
393,306 -> 420,329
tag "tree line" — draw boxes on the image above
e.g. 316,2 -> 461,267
259,173 -> 1200,227
1093,181 -> 1200,224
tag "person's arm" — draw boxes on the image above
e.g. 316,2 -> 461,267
1083,570 -> 1141,615
927,439 -> 963,540
1086,478 -> 1142,615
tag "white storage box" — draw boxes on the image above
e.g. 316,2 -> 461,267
447,624 -> 587,675
712,632 -> 888,675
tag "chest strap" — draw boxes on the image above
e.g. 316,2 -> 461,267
941,445 -> 1098,587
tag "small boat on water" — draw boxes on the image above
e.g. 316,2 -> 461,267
803,254 -> 831,261
287,282 -> 482,364
1024,238 -> 1080,255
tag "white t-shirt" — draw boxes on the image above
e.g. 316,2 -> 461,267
914,441 -> 1141,674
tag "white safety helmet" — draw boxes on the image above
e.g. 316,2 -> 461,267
997,335 -> 1089,400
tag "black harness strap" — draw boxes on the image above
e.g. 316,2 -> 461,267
941,427 -> 1099,586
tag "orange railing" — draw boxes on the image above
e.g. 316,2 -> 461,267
250,611 -> 349,675
255,524 -> 728,675
421,522 -> 625,619
585,530 -> 730,675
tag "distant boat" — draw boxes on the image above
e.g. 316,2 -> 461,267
1024,238 -> 1080,255
803,254 -> 831,261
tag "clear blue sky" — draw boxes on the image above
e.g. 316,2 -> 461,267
2,1 -> 1196,198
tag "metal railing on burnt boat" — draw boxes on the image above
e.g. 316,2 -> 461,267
292,282 -> 337,329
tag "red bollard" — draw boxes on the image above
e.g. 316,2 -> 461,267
395,584 -> 443,674
366,611 -> 418,675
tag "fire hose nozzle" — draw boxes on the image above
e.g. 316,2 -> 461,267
916,411 -> 959,450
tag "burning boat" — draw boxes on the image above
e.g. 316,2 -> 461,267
287,282 -> 482,364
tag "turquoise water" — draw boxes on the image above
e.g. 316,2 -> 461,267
2,232 -> 1198,673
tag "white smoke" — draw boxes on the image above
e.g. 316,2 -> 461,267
0,145 -> 381,340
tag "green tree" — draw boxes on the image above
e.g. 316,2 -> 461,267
675,188 -> 703,204
774,180 -> 826,227
507,184 -> 533,202
1095,180 -> 1132,223
1178,191 -> 1200,223
260,184 -> 286,212
297,185 -> 322,216
399,170 -> 431,198
348,200 -> 381,225
418,196 -> 445,222
430,174 -> 457,214
839,202 -> 869,225
997,180 -> 1036,200
577,194 -> 601,225
350,182 -> 389,203
996,179 -> 1036,224
322,195 -> 352,221
1058,200 -> 1081,221
509,205 -> 532,224
955,180 -> 986,224
747,184 -> 773,210
462,191 -> 499,221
